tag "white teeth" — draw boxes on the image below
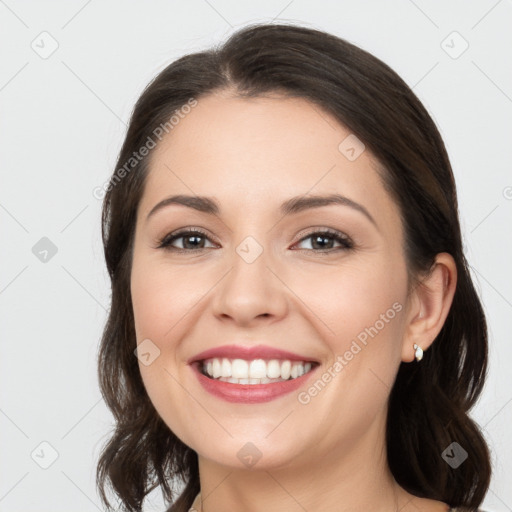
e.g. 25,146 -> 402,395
212,358 -> 222,378
201,357 -> 315,383
249,359 -> 266,379
267,359 -> 281,378
281,360 -> 291,380
221,358 -> 232,377
232,359 -> 249,378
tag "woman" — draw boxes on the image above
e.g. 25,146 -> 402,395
96,23 -> 491,512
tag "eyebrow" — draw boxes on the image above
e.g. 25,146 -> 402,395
146,193 -> 378,228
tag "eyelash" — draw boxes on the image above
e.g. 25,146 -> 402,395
156,227 -> 354,254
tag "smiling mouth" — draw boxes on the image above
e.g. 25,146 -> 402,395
199,357 -> 319,385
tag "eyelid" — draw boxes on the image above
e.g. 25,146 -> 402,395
292,227 -> 354,251
156,226 -> 217,250
294,226 -> 351,243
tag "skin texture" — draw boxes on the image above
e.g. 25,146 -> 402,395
130,91 -> 457,512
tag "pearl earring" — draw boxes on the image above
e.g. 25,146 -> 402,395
413,343 -> 423,362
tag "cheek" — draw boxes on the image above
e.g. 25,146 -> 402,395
130,261 -> 185,389
130,259 -> 202,345
131,272 -> 171,340
130,260 -> 199,440
294,263 -> 406,436
297,259 -> 406,352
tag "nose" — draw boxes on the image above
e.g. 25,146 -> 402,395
211,241 -> 288,327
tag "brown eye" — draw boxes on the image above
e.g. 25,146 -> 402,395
158,229 -> 215,251
293,229 -> 354,253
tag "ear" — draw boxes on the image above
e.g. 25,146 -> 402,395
401,252 -> 457,362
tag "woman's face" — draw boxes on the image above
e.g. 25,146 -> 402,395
130,92 -> 412,471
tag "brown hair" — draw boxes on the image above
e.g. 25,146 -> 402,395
96,22 -> 492,512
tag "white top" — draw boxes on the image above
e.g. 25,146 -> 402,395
188,493 -> 486,511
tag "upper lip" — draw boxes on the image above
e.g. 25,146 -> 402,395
188,344 -> 319,364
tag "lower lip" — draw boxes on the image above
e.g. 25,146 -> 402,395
190,363 -> 318,403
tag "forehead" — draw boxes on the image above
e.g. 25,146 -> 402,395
138,93 -> 396,225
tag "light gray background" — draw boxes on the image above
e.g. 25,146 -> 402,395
1,1 -> 511,511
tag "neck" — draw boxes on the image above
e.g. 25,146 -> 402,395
194,411 -> 405,512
